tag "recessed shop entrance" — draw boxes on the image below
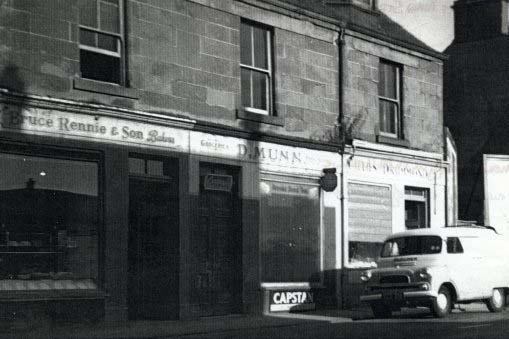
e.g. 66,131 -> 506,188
128,156 -> 179,320
193,163 -> 242,316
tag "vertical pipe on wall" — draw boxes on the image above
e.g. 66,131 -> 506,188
337,27 -> 346,309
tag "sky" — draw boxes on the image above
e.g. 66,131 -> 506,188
378,0 -> 456,52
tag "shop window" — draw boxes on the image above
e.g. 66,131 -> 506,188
378,60 -> 402,138
240,20 -> 273,116
348,183 -> 392,267
0,152 -> 99,291
405,186 -> 430,229
260,176 -> 321,283
79,0 -> 123,84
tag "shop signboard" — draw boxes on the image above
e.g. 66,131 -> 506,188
269,290 -> 315,312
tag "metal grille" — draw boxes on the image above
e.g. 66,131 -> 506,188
380,275 -> 410,284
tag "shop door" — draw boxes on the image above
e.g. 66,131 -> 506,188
196,164 -> 242,316
128,176 -> 179,320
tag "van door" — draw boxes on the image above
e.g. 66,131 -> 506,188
451,236 -> 484,300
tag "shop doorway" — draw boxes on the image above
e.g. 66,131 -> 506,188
128,157 -> 179,320
195,163 -> 242,316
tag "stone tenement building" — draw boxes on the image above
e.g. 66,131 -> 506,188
445,0 -> 509,228
0,0 -> 454,322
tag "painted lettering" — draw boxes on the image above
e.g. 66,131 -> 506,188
122,126 -> 143,140
146,130 -> 174,143
272,291 -> 313,305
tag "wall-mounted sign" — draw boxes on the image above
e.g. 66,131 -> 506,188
0,104 -> 189,151
204,174 -> 233,192
269,290 -> 315,312
348,156 -> 445,185
191,131 -> 339,171
320,168 -> 337,192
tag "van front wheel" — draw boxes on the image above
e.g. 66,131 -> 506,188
485,288 -> 505,312
432,286 -> 451,318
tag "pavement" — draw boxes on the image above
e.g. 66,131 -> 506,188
0,303 -> 494,339
0,307 -> 361,339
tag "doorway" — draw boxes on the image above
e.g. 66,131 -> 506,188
128,156 -> 179,320
194,163 -> 242,316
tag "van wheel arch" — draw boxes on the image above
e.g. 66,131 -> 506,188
442,282 -> 457,303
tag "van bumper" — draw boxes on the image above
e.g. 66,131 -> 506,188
360,288 -> 438,309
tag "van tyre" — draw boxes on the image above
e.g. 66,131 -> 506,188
486,288 -> 505,312
371,304 -> 391,318
432,286 -> 451,318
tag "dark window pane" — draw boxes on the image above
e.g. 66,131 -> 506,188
80,49 -> 121,84
147,160 -> 164,177
100,2 -> 120,33
252,71 -> 267,111
260,180 -> 320,282
97,33 -> 118,52
381,236 -> 441,257
240,22 -> 252,66
80,29 -> 96,47
0,153 -> 98,288
379,100 -> 397,134
102,0 -> 118,4
253,26 -> 268,69
129,158 -> 145,175
241,68 -> 251,107
446,237 -> 464,254
79,0 -> 98,28
379,62 -> 397,99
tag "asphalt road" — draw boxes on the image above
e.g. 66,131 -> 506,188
170,307 -> 509,339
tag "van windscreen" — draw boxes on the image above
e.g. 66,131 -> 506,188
381,236 -> 442,257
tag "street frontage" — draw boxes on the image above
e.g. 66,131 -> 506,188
171,307 -> 509,339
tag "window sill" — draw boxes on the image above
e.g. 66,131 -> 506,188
376,135 -> 410,148
74,78 -> 139,99
237,109 -> 284,126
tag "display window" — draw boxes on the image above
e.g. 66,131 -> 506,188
0,151 -> 99,291
260,175 -> 321,283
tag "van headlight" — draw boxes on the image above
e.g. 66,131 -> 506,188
360,270 -> 372,282
416,267 -> 432,282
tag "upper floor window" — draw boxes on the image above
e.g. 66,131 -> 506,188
79,0 -> 123,85
240,20 -> 273,115
378,60 -> 402,138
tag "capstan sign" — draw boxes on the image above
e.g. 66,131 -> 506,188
269,291 -> 315,312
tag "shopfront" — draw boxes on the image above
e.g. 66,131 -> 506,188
341,142 -> 448,307
0,97 -> 342,322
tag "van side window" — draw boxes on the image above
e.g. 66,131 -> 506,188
446,237 -> 464,254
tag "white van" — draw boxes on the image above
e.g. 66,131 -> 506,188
359,226 -> 509,318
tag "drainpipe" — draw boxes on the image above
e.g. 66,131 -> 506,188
337,26 -> 346,309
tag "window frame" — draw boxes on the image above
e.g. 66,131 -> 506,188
0,142 -> 104,295
404,186 -> 430,230
378,59 -> 402,139
259,173 -> 323,285
240,19 -> 274,116
78,0 -> 125,85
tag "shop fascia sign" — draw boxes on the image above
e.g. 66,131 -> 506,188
348,157 -> 439,180
0,104 -> 188,150
269,290 -> 315,312
192,132 -> 337,170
